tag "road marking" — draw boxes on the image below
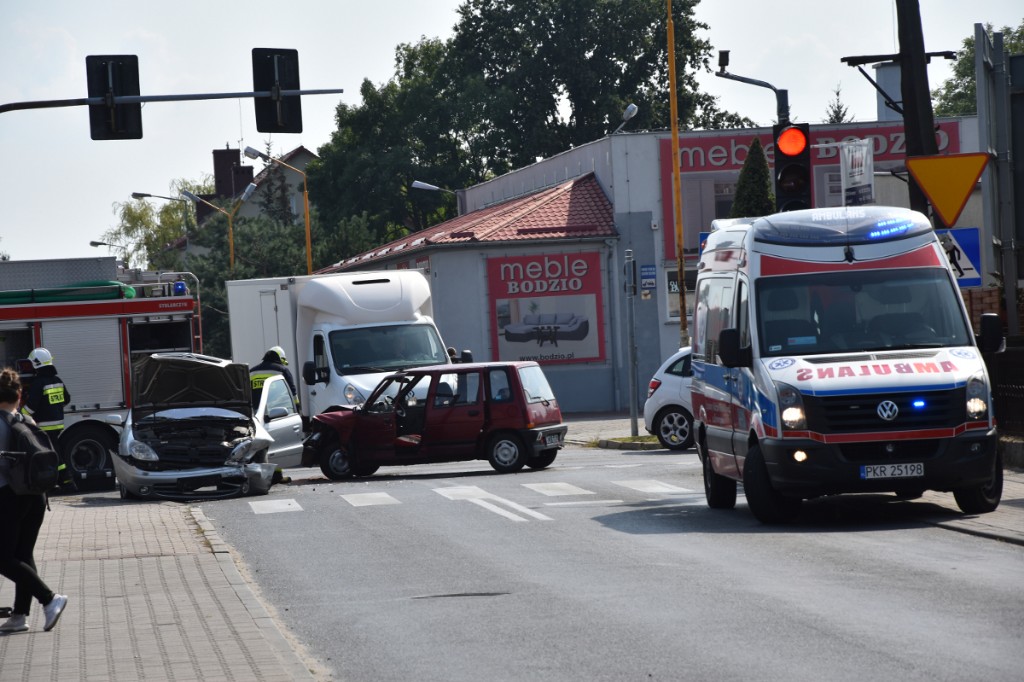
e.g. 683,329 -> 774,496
435,486 -> 552,522
341,492 -> 401,507
522,482 -> 594,497
612,479 -> 694,494
544,500 -> 623,507
249,499 -> 303,514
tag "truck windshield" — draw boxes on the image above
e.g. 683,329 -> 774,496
329,323 -> 449,373
755,267 -> 973,356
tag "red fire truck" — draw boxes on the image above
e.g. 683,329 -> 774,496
0,257 -> 201,491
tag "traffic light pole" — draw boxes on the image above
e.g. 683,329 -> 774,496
0,88 -> 344,115
714,51 -> 790,125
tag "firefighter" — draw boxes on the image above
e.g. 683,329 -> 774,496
21,348 -> 72,489
249,346 -> 297,486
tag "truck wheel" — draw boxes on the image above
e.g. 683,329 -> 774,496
487,433 -> 528,473
654,407 -> 694,450
527,449 -> 557,470
319,439 -> 355,480
953,453 -> 1003,514
61,425 -> 117,492
742,444 -> 801,524
702,444 -> 737,509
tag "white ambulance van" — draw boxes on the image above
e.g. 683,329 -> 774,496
690,206 -> 1004,523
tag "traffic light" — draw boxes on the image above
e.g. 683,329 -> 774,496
252,48 -> 302,133
772,122 -> 812,212
85,55 -> 142,140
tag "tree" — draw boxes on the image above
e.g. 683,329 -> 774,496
729,137 -> 774,218
933,19 -> 1024,117
308,0 -> 754,246
102,177 -> 213,270
824,84 -> 854,124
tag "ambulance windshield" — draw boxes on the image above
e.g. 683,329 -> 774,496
755,268 -> 973,356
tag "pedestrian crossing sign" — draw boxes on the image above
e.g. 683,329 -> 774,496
936,227 -> 982,288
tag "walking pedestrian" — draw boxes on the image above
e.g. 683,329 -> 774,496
0,367 -> 69,633
20,348 -> 73,489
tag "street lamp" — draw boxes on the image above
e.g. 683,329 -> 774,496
244,146 -> 312,275
411,180 -> 466,215
131,192 -> 183,202
611,103 -> 638,134
181,183 -> 257,271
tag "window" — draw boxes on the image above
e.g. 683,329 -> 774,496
434,372 -> 480,408
489,368 -> 512,402
264,378 -> 296,418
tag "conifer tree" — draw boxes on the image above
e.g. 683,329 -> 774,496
730,137 -> 775,218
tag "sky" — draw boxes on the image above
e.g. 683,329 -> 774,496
2,1 -> 1021,264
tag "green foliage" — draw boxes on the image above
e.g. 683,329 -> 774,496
308,0 -> 754,247
103,177 -> 213,269
933,19 -> 1024,117
823,84 -> 853,124
255,142 -> 297,226
730,137 -> 774,218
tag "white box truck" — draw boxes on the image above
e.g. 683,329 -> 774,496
227,270 -> 464,419
690,206 -> 1004,523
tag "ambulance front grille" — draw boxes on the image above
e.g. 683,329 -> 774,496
805,388 -> 965,432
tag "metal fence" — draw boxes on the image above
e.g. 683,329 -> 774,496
988,338 -> 1024,436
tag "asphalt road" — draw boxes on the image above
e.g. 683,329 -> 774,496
199,446 -> 1024,682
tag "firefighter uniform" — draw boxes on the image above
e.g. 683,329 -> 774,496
21,349 -> 72,487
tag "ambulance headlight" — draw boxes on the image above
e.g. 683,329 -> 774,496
776,381 -> 806,430
965,373 -> 989,420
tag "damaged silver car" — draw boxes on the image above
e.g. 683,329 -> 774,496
113,353 -> 277,500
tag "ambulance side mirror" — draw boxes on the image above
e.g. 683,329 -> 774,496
718,328 -> 752,368
977,313 -> 1004,354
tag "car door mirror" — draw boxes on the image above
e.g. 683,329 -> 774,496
266,406 -> 289,422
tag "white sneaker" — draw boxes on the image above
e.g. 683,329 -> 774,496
0,613 -> 28,633
43,594 -> 67,632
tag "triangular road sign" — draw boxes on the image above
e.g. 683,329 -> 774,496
905,153 -> 989,227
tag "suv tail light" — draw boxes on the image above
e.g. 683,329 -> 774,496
647,378 -> 662,399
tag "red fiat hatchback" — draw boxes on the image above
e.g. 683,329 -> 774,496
302,361 -> 567,480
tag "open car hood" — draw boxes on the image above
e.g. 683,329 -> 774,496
132,353 -> 254,420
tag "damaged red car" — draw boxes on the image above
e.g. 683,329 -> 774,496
302,361 -> 568,480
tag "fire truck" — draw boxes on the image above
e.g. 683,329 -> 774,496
0,257 -> 201,491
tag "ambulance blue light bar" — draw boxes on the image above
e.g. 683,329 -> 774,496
753,206 -> 933,246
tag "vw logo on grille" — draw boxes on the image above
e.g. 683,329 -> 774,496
877,400 -> 899,421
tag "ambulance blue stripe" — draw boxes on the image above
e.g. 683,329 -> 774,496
800,380 -> 965,397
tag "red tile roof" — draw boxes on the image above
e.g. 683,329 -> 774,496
318,172 -> 615,273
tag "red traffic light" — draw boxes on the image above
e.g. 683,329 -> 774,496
776,126 -> 807,157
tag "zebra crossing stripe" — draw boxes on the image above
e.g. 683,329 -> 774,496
249,499 -> 303,514
341,492 -> 401,507
436,485 -> 552,522
612,480 -> 694,494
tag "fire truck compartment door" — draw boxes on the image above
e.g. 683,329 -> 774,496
40,318 -> 125,411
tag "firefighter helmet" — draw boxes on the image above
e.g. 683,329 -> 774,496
269,346 -> 288,365
28,347 -> 54,368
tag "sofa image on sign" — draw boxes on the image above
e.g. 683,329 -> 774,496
503,312 -> 589,346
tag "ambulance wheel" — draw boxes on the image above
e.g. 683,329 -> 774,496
702,443 -> 737,510
61,425 -> 117,491
953,452 -> 1003,514
742,444 -> 801,524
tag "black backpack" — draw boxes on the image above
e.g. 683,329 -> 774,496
1,410 -> 61,496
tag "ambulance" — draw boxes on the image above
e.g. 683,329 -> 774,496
690,206 -> 1004,523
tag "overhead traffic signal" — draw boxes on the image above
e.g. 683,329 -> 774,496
252,48 -> 302,133
85,55 -> 142,140
772,122 -> 812,212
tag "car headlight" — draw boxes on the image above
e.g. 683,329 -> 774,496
343,384 -> 366,405
965,372 -> 989,420
775,381 -> 806,431
226,439 -> 257,464
128,440 -> 159,462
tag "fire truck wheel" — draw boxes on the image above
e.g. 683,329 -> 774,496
61,425 -> 117,492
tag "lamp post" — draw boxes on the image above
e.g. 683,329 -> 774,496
89,239 -> 130,265
181,184 -> 256,271
244,146 -> 312,275
411,180 -> 466,215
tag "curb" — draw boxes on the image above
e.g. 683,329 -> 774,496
188,507 -> 320,681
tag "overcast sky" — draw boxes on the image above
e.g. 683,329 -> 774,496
2,1 -> 1020,264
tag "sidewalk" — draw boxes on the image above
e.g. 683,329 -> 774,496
1,413 -> 1020,681
0,499 -> 322,681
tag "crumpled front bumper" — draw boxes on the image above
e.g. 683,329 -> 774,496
112,459 -> 277,500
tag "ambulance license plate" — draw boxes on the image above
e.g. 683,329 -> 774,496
860,462 -> 924,479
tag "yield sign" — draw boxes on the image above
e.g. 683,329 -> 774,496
905,152 -> 990,227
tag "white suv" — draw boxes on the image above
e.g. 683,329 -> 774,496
643,348 -> 694,450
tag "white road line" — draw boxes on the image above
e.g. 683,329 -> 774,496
543,500 -> 623,507
612,479 -> 695,494
249,499 -> 303,514
522,482 -> 594,497
341,492 -> 401,507
435,485 -> 552,522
